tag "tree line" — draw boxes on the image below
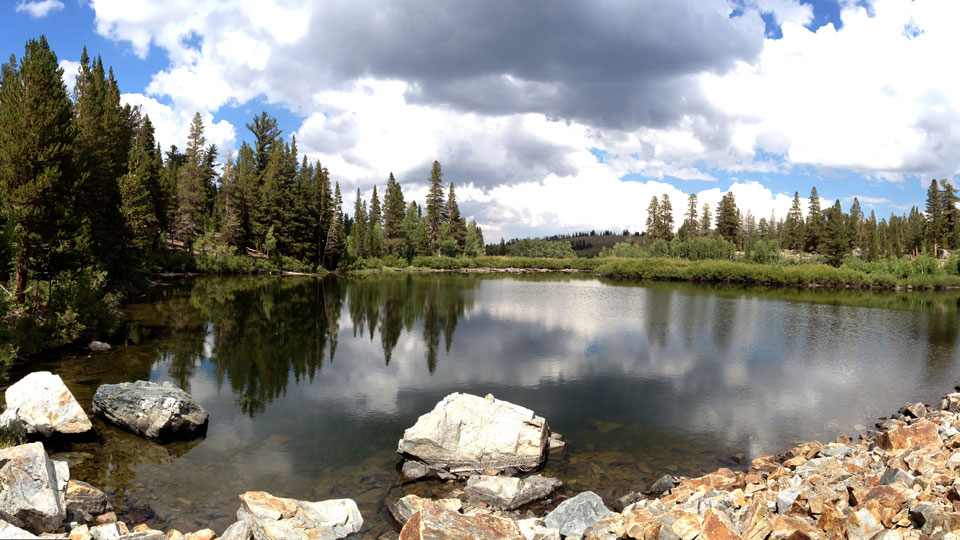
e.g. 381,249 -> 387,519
0,37 -> 485,306
638,183 -> 960,266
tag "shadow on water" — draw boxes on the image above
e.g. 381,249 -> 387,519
5,273 -> 960,536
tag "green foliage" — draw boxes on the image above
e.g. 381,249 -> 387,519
749,239 -> 781,264
410,255 -> 603,271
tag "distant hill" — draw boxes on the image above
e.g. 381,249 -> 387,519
489,230 -> 642,258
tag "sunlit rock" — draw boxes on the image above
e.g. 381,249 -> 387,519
236,491 -> 361,540
92,381 -> 208,440
0,519 -> 39,538
389,494 -> 461,525
463,474 -> 561,510
398,507 -> 524,540
0,442 -> 67,534
397,393 -> 552,474
66,480 -> 109,517
876,420 -> 941,451
4,371 -> 92,437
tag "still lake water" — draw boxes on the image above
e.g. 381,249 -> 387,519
9,274 -> 960,536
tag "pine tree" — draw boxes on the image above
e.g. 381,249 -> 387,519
322,183 -> 343,269
383,173 -> 407,256
805,187 -> 825,253
645,196 -> 660,244
683,194 -> 700,239
174,113 -> 211,246
349,189 -> 368,259
425,161 -> 445,253
865,210 -> 879,262
0,37 -> 76,302
447,182 -> 466,254
699,203 -> 712,235
715,192 -> 740,245
119,110 -> 162,255
848,197 -> 863,252
402,201 -> 420,261
824,199 -> 850,266
367,185 -> 383,258
246,112 -> 281,173
940,179 -> 960,250
658,194 -> 674,241
784,191 -> 805,250
925,179 -> 944,257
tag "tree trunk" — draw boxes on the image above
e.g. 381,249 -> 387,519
14,255 -> 26,304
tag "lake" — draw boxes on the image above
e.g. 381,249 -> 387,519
8,274 -> 960,537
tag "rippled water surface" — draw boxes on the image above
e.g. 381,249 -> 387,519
9,274 -> 960,536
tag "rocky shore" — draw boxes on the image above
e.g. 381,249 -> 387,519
4,374 -> 960,540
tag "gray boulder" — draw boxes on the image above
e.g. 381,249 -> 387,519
4,372 -> 92,437
0,442 -> 68,534
236,491 -> 362,540
397,393 -> 550,473
463,474 -> 561,510
88,341 -> 111,353
220,519 -> 253,540
542,491 -> 611,539
92,381 -> 208,440
65,480 -> 109,516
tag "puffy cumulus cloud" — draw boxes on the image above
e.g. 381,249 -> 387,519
15,0 -> 64,18
704,0 -> 960,180
122,93 -> 237,156
58,60 -> 80,96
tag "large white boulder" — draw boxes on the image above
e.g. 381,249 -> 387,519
92,381 -> 208,440
4,372 -> 92,437
0,442 -> 68,534
397,393 -> 551,473
236,491 -> 362,540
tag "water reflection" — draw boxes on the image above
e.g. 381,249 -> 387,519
10,275 -> 960,536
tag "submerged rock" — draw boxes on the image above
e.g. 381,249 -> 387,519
398,507 -> 524,540
463,474 -> 562,510
4,372 -> 92,437
397,393 -> 551,474
92,381 -> 208,440
0,442 -> 68,534
236,491 -> 362,540
542,491 -> 611,538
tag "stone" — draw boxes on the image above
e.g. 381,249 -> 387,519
463,474 -> 562,510
400,461 -> 433,481
184,530 -> 215,540
903,403 -> 928,419
700,509 -> 743,540
879,467 -> 916,487
583,513 -> 623,540
4,372 -> 92,437
90,524 -> 122,540
517,518 -> 560,540
876,420 -> 941,451
88,342 -> 111,353
776,489 -> 804,515
398,507 -> 524,540
846,508 -> 884,540
237,491 -> 361,540
389,495 -> 461,525
768,515 -> 821,540
0,442 -> 68,534
121,532 -> 166,540
543,491 -> 612,538
92,381 -> 208,440
646,474 -> 677,495
397,393 -> 550,473
69,524 -> 89,540
0,520 -> 40,539
95,513 -> 117,525
66,481 -> 109,516
219,520 -> 252,540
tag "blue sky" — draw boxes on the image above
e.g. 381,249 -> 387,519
2,0 -> 957,239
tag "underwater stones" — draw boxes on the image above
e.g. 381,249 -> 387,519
0,442 -> 68,534
397,393 -> 551,474
92,381 -> 208,440
236,491 -> 362,540
542,491 -> 611,538
398,507 -> 524,540
4,371 -> 92,437
463,474 -> 562,510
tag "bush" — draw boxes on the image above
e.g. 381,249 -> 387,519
672,236 -> 736,261
749,239 -> 781,264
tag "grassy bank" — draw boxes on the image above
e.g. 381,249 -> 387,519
350,255 -> 960,290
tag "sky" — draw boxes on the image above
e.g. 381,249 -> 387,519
2,0 -> 959,241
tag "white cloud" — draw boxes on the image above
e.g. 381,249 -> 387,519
15,0 -> 64,18
58,60 -> 80,96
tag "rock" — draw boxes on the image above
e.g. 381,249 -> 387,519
397,393 -> 550,473
768,515 -> 821,540
700,508 -> 743,540
646,474 -> 676,495
4,372 -> 92,437
184,530 -> 216,540
463,475 -> 562,510
0,442 -> 67,534
582,513 -> 623,540
903,403 -> 927,419
92,381 -> 208,440
88,342 -> 111,353
776,488 -> 803,515
876,419 -> 941,451
400,461 -> 432,481
65,481 -> 109,516
517,518 -> 560,540
543,491 -> 611,538
90,523 -> 122,540
389,495 -> 461,525
879,467 -> 916,487
95,513 -> 117,525
236,491 -> 361,540
69,524 -> 89,540
613,492 -> 644,513
398,507 -> 524,540
846,509 -> 884,540
0,520 -> 40,539
219,520 -> 252,540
